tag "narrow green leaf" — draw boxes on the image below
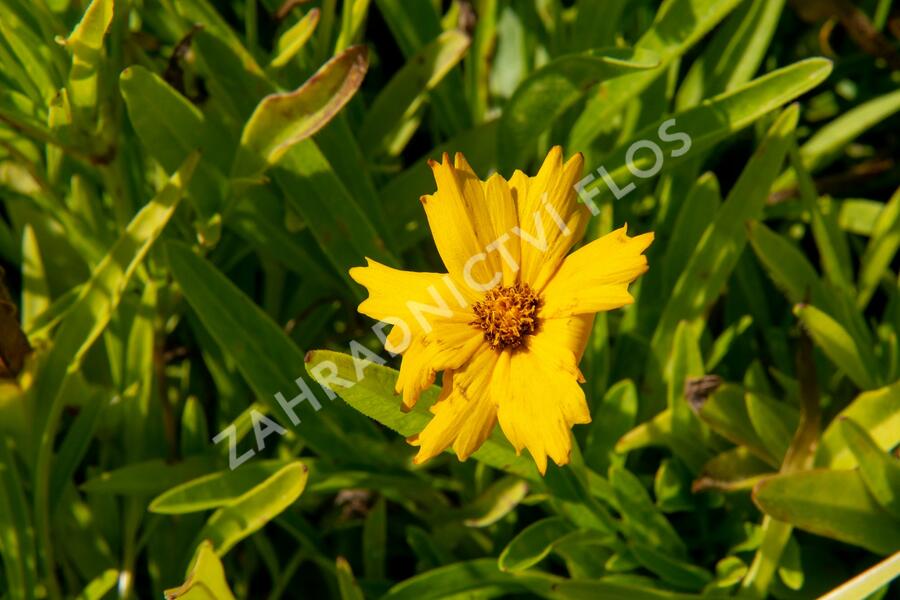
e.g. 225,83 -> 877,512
794,303 -> 879,390
150,461 -> 289,515
163,540 -> 235,600
777,87 -> 900,188
651,105 -> 799,362
675,0 -> 785,109
270,8 -> 320,69
74,569 -> 118,600
81,457 -> 215,496
234,45 -> 368,178
336,557 -> 365,600
839,417 -> 900,519
64,0 -> 113,113
498,47 -> 659,170
357,30 -> 470,156
166,242 -> 365,461
363,495 -> 386,579
0,439 -> 37,600
753,469 -> 900,555
198,462 -> 308,556
498,517 -> 577,572
818,380 -> 900,468
20,225 -> 49,332
570,0 -> 744,148
693,446 -> 773,493
630,542 -> 712,590
609,466 -> 687,556
859,186 -> 900,308
747,220 -> 831,310
120,67 -> 225,217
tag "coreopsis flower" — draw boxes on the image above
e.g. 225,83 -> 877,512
350,147 -> 653,474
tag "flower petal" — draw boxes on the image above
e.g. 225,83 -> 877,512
350,258 -> 471,341
496,340 -> 590,475
423,154 -> 505,294
483,173 -> 521,286
540,225 -> 653,317
410,346 -> 500,463
396,323 -> 484,410
515,147 -> 589,288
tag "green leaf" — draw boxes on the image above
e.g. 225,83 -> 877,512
693,446 -> 772,493
270,8 -> 320,69
81,457 -> 215,496
498,47 -> 659,170
357,30 -> 470,157
609,466 -> 687,556
31,154 -> 198,584
747,220 -> 831,310
163,540 -> 235,600
579,59 -> 830,211
460,476 -> 529,527
150,461 -> 289,514
166,242 -> 366,461
120,67 -> 226,217
630,542 -> 713,590
777,87 -> 900,188
794,303 -> 879,390
839,417 -> 900,519
753,469 -> 900,555
336,557 -> 365,600
694,384 -> 792,467
675,0 -> 785,109
64,0 -> 113,114
373,0 -> 471,134
303,349 -> 540,481
198,461 -> 308,556
789,144 -> 854,292
380,558 -> 550,599
651,105 -> 799,363
818,380 -> 900,468
233,45 -> 368,179
273,141 -> 397,289
570,0 -> 744,148
585,379 -> 637,473
858,185 -> 900,308
815,552 -> 900,600
0,439 -> 37,600
363,495 -> 386,579
660,173 -> 721,294
20,224 -> 49,333
498,517 -> 578,572
74,569 -> 118,600
745,392 -> 796,464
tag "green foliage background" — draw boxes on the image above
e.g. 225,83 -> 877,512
1,0 -> 899,598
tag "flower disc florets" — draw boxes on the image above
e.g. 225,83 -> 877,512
471,282 -> 541,350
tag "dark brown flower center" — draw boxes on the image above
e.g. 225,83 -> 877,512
471,282 -> 541,350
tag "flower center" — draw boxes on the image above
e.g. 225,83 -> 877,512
471,282 -> 541,350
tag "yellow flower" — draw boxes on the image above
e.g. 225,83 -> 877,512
350,147 -> 653,474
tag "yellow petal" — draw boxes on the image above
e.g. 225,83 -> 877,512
515,147 -> 589,288
496,341 -> 590,475
349,258 -> 471,342
411,346 -> 500,464
533,314 -> 595,381
423,154 -> 504,294
540,225 -> 653,317
396,322 -> 485,410
483,173 -> 521,286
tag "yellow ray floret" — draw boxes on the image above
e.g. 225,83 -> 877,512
350,147 -> 653,474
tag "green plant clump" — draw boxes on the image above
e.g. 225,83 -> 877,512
0,0 -> 899,598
